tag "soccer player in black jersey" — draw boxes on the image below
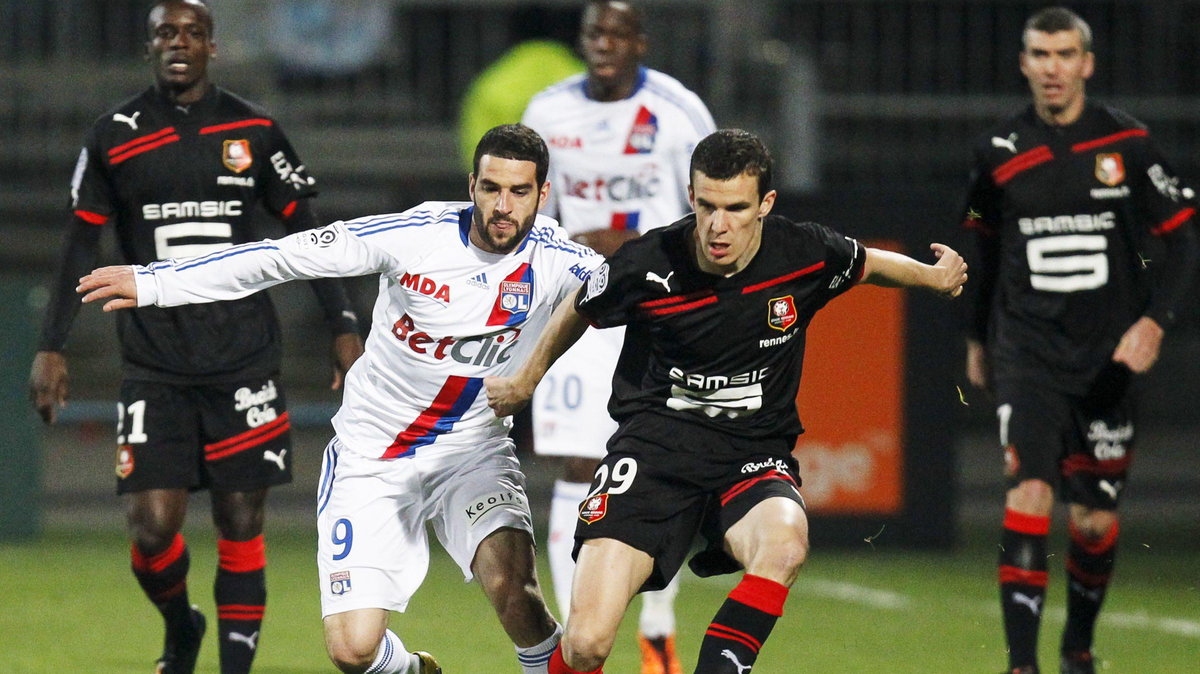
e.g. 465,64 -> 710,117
28,2 -> 364,673
485,129 -> 967,674
959,8 -> 1199,674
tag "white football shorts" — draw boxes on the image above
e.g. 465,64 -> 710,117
531,325 -> 623,459
315,435 -> 533,617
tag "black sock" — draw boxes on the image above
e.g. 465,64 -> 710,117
1062,520 -> 1118,656
131,533 -> 196,652
695,574 -> 787,673
215,536 -> 267,674
999,510 -> 1050,671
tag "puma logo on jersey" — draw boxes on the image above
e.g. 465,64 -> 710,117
263,449 -> 287,471
721,650 -> 752,673
228,631 -> 259,650
645,270 -> 674,292
113,111 -> 141,130
1098,479 -> 1122,500
1012,592 -> 1042,616
991,133 -> 1018,154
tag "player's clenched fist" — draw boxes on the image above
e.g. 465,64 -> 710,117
484,376 -> 534,418
77,265 -> 138,311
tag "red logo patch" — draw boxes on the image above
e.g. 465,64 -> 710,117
115,444 -> 134,479
1003,444 -> 1020,478
223,139 -> 253,173
768,295 -> 797,331
1095,153 -> 1124,186
578,493 -> 608,524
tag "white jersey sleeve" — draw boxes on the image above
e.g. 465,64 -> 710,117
134,220 -> 398,307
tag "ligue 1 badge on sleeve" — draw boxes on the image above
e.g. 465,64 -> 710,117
223,139 -> 253,173
768,295 -> 798,331
578,493 -> 609,524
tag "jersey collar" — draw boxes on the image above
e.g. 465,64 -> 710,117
458,206 -> 534,254
580,66 -> 648,101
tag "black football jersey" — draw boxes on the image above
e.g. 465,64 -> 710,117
961,103 -> 1196,392
576,213 -> 866,440
69,85 -> 318,383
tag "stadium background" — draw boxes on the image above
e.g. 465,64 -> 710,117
1,1 -> 1197,670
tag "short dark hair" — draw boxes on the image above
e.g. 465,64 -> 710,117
1023,6 -> 1092,52
472,124 -> 550,186
148,0 -> 214,38
584,1 -> 645,36
690,129 -> 774,198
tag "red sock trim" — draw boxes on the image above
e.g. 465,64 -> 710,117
549,644 -> 602,674
728,573 -> 788,617
218,603 -> 266,621
131,533 -> 186,574
999,565 -> 1049,587
1068,520 -> 1119,555
218,535 -> 266,572
1065,559 -> 1111,587
705,623 -> 762,653
1003,509 -> 1050,536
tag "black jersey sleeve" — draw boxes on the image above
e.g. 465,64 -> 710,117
807,221 -> 867,304
959,145 -> 1003,343
574,246 -> 643,329
37,215 -> 104,351
1132,141 -> 1200,327
258,121 -> 318,215
279,199 -> 360,336
68,130 -> 116,217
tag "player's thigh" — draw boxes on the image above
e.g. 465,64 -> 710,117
575,450 -> 707,592
1062,386 -> 1135,509
196,376 -> 293,492
532,327 -> 621,460
995,380 -> 1072,488
116,379 -> 202,493
317,439 -> 429,617
323,607 -> 390,661
724,497 -> 810,580
567,537 -> 654,649
428,438 -> 534,581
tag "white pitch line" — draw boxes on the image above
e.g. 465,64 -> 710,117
794,578 -> 1200,639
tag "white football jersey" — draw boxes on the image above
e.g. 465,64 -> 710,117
134,201 -> 603,459
522,66 -> 716,235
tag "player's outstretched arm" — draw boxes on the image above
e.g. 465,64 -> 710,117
485,290 -> 590,417
77,265 -> 138,312
862,243 -> 967,298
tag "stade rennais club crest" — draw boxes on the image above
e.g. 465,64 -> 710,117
768,296 -> 798,331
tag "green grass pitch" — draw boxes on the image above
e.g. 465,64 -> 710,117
1,521 -> 1195,672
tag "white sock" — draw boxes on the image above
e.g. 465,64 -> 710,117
365,629 -> 420,674
549,480 -> 590,619
638,571 -> 680,638
515,622 -> 563,674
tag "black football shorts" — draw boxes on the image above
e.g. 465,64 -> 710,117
572,419 -> 804,591
115,376 -> 293,494
994,366 -> 1135,509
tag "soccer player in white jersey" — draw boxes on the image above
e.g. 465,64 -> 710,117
78,125 -> 604,674
520,3 -> 715,672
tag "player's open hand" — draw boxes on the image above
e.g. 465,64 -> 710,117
484,375 -> 533,418
77,266 -> 138,311
930,243 -> 968,298
1112,316 -> 1164,373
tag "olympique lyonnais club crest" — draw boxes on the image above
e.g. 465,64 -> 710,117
115,444 -> 134,479
578,493 -> 608,524
223,139 -> 253,173
499,280 -> 531,314
1095,153 -> 1125,186
768,295 -> 798,331
329,570 -> 352,595
624,105 -> 659,154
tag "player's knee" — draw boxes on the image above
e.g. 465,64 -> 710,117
562,624 -> 614,671
1070,506 -> 1118,541
1007,479 -> 1054,514
324,632 -> 379,673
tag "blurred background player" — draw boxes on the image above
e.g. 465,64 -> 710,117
520,2 -> 715,671
77,124 -> 600,674
27,2 -> 363,672
959,7 -> 1198,674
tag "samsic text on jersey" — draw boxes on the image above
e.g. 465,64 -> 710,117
961,103 -> 1196,391
576,214 -> 866,440
69,86 -> 317,383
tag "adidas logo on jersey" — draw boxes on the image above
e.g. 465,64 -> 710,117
467,273 -> 489,290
